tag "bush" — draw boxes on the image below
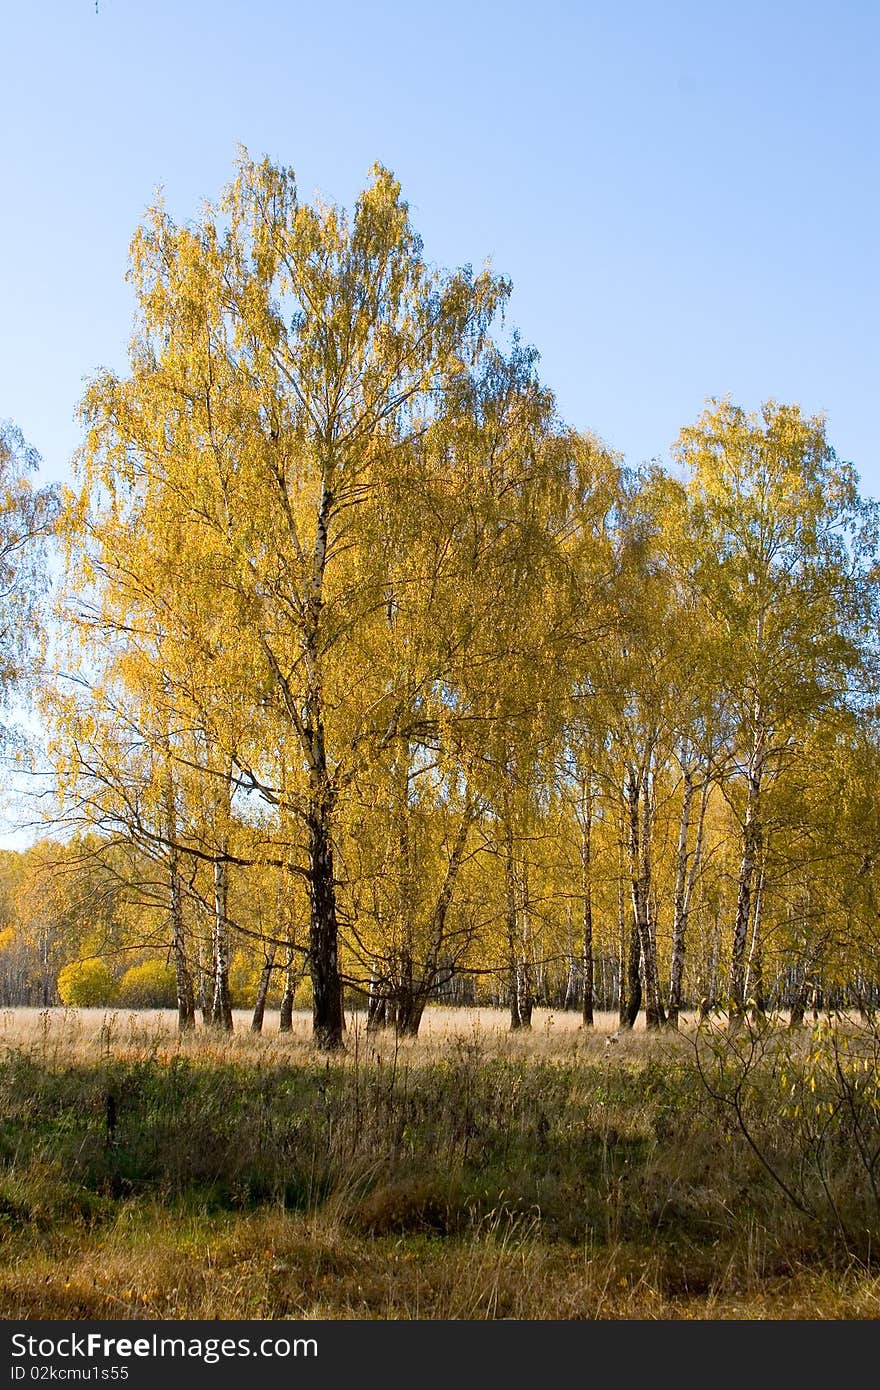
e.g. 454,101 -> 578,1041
57,959 -> 119,1007
118,960 -> 177,1009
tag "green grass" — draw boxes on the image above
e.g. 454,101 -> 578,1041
0,1008 -> 878,1318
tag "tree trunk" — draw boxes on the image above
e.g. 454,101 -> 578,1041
163,767 -> 195,1033
506,829 -> 523,1030
210,856 -> 233,1031
395,802 -> 474,1039
617,816 -> 629,1026
562,906 -> 578,1012
307,793 -> 345,1050
580,771 -> 594,1029
731,821 -> 760,1022
394,961 -> 425,1037
667,765 -> 694,1028
642,780 -> 665,1031
745,855 -> 766,1023
294,473 -> 344,1050
279,938 -> 298,1032
516,960 -> 534,1030
643,904 -> 666,1030
518,859 -> 534,1028
390,750 -> 423,1038
196,936 -> 210,1026
169,853 -> 195,1032
273,842 -> 299,1033
279,986 -> 294,1032
627,766 -> 665,1030
623,918 -> 642,1029
731,731 -> 763,1023
251,944 -> 276,1034
790,942 -> 825,1030
367,993 -> 389,1030
668,765 -> 710,1027
707,908 -> 721,1011
392,948 -> 416,1037
366,963 -> 389,1032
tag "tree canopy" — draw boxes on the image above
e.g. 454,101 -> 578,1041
1,153 -> 877,1048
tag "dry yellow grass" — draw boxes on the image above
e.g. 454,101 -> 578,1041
0,1005 -> 690,1069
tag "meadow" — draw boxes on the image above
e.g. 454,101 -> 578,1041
1,1006 -> 879,1320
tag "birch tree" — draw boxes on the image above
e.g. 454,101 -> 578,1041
65,153 -> 513,1048
675,399 -> 875,1022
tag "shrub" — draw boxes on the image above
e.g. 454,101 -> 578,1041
57,959 -> 118,1007
118,960 -> 177,1009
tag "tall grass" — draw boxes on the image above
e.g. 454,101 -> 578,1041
0,1007 -> 877,1319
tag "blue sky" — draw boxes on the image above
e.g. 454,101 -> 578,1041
1,1 -> 878,842
3,0 -> 877,493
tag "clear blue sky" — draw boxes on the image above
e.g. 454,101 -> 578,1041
1,0 -> 878,846
2,0 -> 878,496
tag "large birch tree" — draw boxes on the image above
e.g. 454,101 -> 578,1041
62,153 -> 513,1048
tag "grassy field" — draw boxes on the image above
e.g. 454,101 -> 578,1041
1,1006 -> 879,1320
